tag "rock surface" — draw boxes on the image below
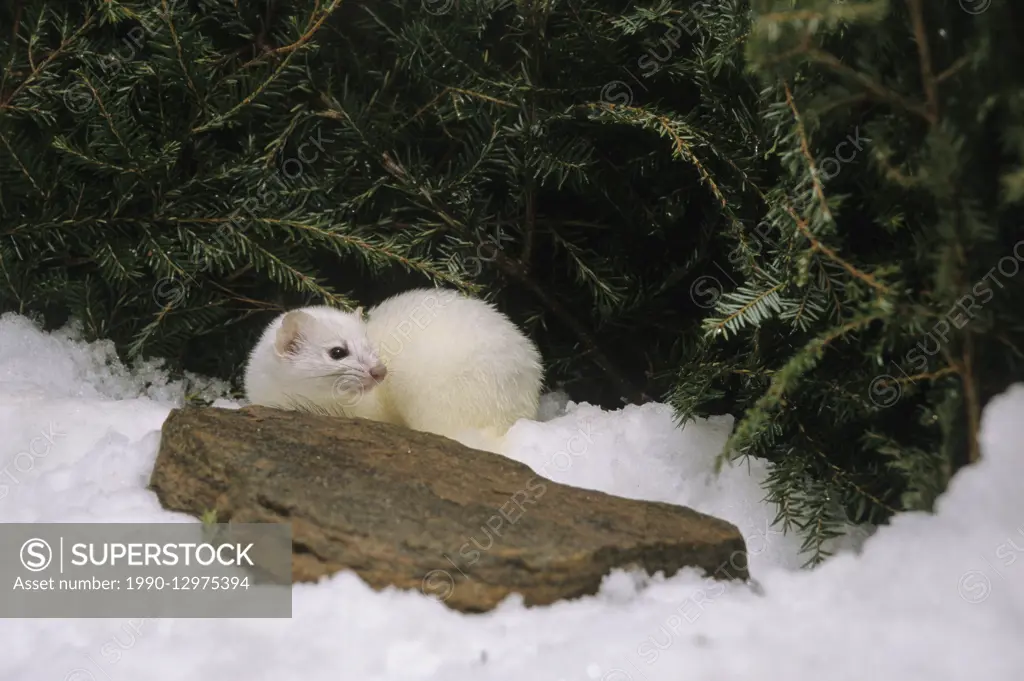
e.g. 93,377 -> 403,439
149,405 -> 749,612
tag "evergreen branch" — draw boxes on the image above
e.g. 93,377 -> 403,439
756,30 -> 930,123
128,305 -> 175,357
193,0 -> 346,134
77,71 -> 134,162
160,0 -> 201,106
399,89 -> 459,132
904,0 -> 938,122
95,242 -> 137,283
722,311 -> 885,466
816,94 -> 870,117
755,4 -> 886,25
785,204 -> 889,295
806,48 -> 933,124
798,423 -> 899,516
206,280 -> 285,311
24,1 -> 39,70
0,8 -> 95,110
872,146 -> 923,188
245,239 -> 348,304
936,55 -> 970,85
3,0 -> 1013,562
547,227 -> 629,308
191,63 -> 286,133
0,129 -> 44,197
588,103 -> 728,207
892,366 -> 957,385
142,237 -> 192,281
258,110 -> 305,167
240,0 -> 340,68
270,218 -> 473,290
816,261 -> 845,320
51,138 -> 140,175
703,282 -> 784,338
783,81 -> 832,224
445,86 -> 516,109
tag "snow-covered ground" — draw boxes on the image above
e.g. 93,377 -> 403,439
0,311 -> 1021,681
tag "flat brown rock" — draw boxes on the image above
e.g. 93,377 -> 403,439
149,405 -> 748,612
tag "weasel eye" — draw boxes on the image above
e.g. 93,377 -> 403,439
328,346 -> 348,360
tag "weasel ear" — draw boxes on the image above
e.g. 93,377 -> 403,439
354,306 -> 363,320
275,310 -> 314,357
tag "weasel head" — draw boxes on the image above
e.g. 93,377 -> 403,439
271,307 -> 388,406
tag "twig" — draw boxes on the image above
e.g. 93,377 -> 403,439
891,366 -> 957,385
784,205 -> 889,295
598,103 -> 732,208
160,0 -> 201,105
78,72 -> 134,161
815,93 -> 870,117
240,0 -> 337,68
754,31 -> 931,123
0,128 -> 44,196
904,0 -> 981,460
960,316 -> 981,463
207,280 -> 284,310
194,0 -> 344,133
806,48 -> 934,124
936,55 -> 970,85
904,0 -> 938,122
0,11 -> 95,110
783,82 -> 832,224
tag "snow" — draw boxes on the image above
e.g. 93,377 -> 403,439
0,310 -> 1022,681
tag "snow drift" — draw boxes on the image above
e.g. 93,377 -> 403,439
0,312 -> 1021,681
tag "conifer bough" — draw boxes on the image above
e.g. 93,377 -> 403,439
1,0 -> 1021,561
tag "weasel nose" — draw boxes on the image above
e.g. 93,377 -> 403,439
369,364 -> 388,381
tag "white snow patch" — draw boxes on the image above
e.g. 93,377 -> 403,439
0,311 -> 1021,681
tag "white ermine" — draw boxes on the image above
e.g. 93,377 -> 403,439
243,288 -> 544,449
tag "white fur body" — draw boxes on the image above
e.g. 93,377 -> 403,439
243,288 -> 544,448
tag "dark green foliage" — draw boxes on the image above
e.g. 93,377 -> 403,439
0,0 -> 737,404
670,0 -> 1024,562
1,0 -> 1021,561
